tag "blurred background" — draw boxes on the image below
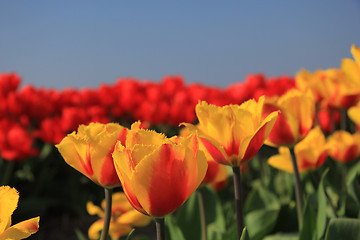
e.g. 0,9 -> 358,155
1,0 -> 360,89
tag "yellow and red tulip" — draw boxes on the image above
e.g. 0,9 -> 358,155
0,186 -> 39,240
327,130 -> 360,163
112,122 -> 208,218
268,126 -> 328,173
56,122 -> 128,188
296,68 -> 360,109
87,192 -> 151,240
263,89 -> 315,147
183,96 -> 278,167
342,45 -> 360,87
178,126 -> 229,191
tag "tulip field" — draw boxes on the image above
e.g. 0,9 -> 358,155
1,45 -> 360,240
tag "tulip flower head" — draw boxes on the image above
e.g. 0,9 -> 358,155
183,96 -> 278,167
268,126 -> 328,173
56,122 -> 128,188
327,130 -> 360,163
263,89 -> 315,147
87,192 -> 151,240
0,186 -> 40,240
112,122 -> 208,218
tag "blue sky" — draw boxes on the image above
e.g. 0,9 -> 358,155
1,1 -> 359,89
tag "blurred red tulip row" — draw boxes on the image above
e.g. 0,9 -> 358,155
1,71 -> 342,163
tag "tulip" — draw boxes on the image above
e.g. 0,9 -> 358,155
268,127 -> 328,173
183,96 -> 278,167
0,119 -> 38,162
112,122 -> 207,218
327,130 -> 360,163
87,192 -> 151,240
183,97 -> 278,239
56,122 -> 127,188
263,89 -> 315,147
0,186 -> 39,240
296,68 -> 360,109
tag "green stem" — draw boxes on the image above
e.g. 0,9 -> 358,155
100,188 -> 113,240
289,147 -> 303,229
155,218 -> 165,240
198,188 -> 207,240
340,108 -> 347,131
232,166 -> 244,239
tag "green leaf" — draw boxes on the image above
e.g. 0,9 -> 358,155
299,195 -> 317,240
316,169 -> 329,240
74,228 -> 87,240
175,187 -> 226,240
240,227 -> 250,240
125,229 -> 135,240
175,193 -> 201,240
324,218 -> 360,240
244,183 -> 280,213
245,208 -> 280,240
166,215 -> 186,240
201,187 -> 226,240
244,185 -> 280,240
263,232 -> 298,240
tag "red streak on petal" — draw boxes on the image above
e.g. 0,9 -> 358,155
340,94 -> 360,109
316,150 -> 328,168
77,144 -> 93,176
242,122 -> 267,163
118,128 -> 128,146
223,137 -> 240,159
202,161 -> 220,184
100,154 -> 121,187
148,144 -> 188,217
200,138 -> 228,165
122,179 -> 146,215
342,144 -> 359,163
268,112 -> 296,146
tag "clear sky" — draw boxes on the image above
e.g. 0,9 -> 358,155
1,1 -> 359,89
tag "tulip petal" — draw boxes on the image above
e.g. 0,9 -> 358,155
240,111 -> 278,164
268,147 -> 294,173
0,186 -> 19,233
113,143 -> 146,215
56,134 -> 94,179
87,202 -> 104,218
196,102 -> 235,153
132,138 -> 207,217
0,217 -> 39,240
118,210 -> 151,227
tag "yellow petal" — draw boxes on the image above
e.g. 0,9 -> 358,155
118,210 -> 151,227
0,217 -> 39,240
0,186 -> 19,233
86,202 -> 104,218
351,45 -> 360,67
196,102 -> 235,152
268,147 -> 294,173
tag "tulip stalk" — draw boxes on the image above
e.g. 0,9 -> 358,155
155,218 -> 165,240
198,188 -> 207,240
100,188 -> 113,240
289,147 -> 303,229
232,166 -> 244,239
